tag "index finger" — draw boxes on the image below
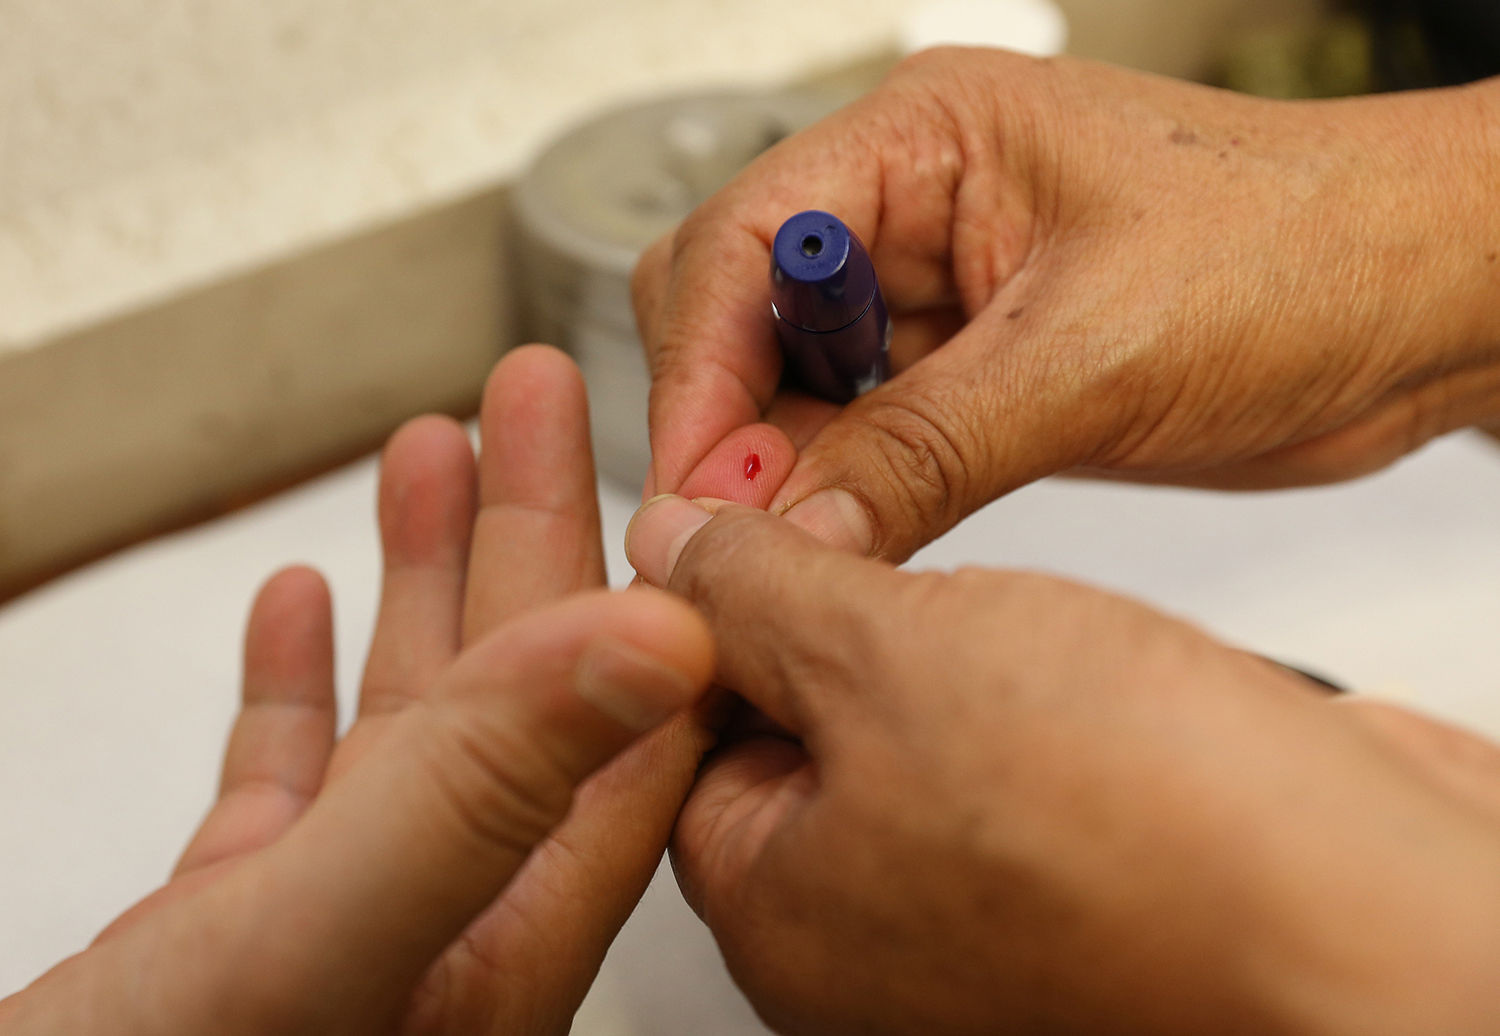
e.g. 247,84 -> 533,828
634,71 -> 970,498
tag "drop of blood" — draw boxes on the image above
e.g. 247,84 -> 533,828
744,452 -> 763,481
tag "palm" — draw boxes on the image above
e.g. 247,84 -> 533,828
95,346 -> 710,1035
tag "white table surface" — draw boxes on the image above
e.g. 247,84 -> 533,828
3,429 -> 1499,1033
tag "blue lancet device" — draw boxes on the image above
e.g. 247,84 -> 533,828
771,210 -> 890,404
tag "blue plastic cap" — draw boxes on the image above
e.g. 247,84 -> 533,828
770,209 -> 890,403
771,210 -> 877,332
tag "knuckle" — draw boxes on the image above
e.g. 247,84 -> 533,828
669,203 -> 718,263
890,43 -> 976,82
892,566 -> 1007,634
894,565 -> 1092,647
355,676 -> 415,717
630,235 -> 674,352
888,44 -> 1040,110
976,567 -> 1110,626
630,234 -> 671,301
855,394 -> 976,548
892,567 -> 961,615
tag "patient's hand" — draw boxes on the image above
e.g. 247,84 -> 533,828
0,345 -> 714,1035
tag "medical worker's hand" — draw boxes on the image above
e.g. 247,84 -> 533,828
627,493 -> 1500,1035
636,49 -> 1500,558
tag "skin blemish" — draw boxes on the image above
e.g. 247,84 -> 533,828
1169,127 -> 1198,146
744,453 -> 763,481
1007,308 -> 1025,320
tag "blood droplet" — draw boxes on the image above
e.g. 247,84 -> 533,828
744,453 -> 763,481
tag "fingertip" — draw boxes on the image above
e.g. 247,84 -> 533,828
379,414 -> 479,565
486,343 -> 585,406
257,564 -> 331,612
619,583 -> 716,687
677,423 -> 797,508
385,413 -> 474,464
481,345 -> 590,459
478,344 -> 597,505
249,565 -> 332,642
647,365 -> 767,495
574,592 -> 714,731
625,495 -> 715,587
245,565 -> 335,704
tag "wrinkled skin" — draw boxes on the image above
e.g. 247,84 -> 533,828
627,495 -> 1500,1036
635,49 -> 1500,560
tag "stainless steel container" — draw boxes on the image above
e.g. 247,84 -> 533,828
513,89 -> 837,488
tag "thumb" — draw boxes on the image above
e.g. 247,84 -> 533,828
626,495 -> 899,738
770,310 -> 1109,561
164,588 -> 713,1032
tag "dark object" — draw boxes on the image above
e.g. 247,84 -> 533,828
1220,3 -> 1500,99
1365,0 -> 1500,89
771,210 -> 890,404
1220,14 -> 1377,98
1272,659 -> 1347,694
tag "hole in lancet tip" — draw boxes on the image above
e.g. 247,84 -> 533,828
744,453 -> 763,481
800,235 -> 823,257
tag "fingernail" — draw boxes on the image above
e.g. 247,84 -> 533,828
781,488 -> 875,556
574,635 -> 698,731
625,494 -> 714,586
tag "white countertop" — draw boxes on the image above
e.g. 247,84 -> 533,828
3,429 -> 1499,1032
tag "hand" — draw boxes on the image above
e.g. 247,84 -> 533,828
634,49 -> 1500,559
626,493 -> 1500,1035
0,346 -> 715,1035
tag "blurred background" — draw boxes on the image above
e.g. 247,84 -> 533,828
3,0 -> 1500,1032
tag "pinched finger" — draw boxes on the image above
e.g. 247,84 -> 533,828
677,423 -> 797,508
642,221 -> 784,497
